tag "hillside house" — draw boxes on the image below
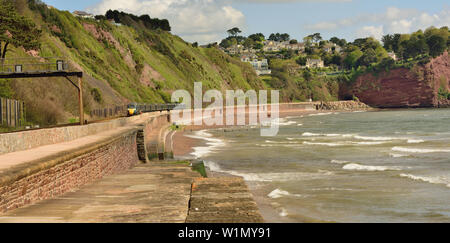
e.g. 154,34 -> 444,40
324,43 -> 342,53
240,54 -> 258,62
241,58 -> 271,75
73,11 -> 94,19
226,45 -> 246,55
388,52 -> 398,61
287,43 -> 305,52
306,58 -> 324,68
263,41 -> 288,52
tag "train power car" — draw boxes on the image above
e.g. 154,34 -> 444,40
127,103 -> 141,116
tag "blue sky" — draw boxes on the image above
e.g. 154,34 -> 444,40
42,0 -> 450,44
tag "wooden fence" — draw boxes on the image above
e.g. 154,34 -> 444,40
0,98 -> 25,128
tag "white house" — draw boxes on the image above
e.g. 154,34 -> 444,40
388,52 -> 398,61
242,58 -> 272,75
306,58 -> 324,68
73,11 -> 94,19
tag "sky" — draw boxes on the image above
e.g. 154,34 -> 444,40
42,0 -> 450,44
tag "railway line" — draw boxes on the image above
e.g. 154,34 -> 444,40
1,103 -> 181,135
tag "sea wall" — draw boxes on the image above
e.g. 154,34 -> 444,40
0,112 -> 173,214
0,115 -> 148,155
0,129 -> 139,213
138,113 -> 171,161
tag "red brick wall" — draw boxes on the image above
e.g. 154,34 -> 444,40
0,131 -> 139,214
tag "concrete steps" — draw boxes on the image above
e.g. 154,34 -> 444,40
186,177 -> 264,223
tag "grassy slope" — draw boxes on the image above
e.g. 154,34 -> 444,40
5,2 -> 266,125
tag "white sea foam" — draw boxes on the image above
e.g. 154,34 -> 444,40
277,118 -> 297,126
302,132 -> 321,137
204,161 -> 334,182
354,135 -> 397,141
331,160 -> 350,164
343,163 -> 403,172
268,189 -> 305,199
303,141 -> 342,147
400,174 -> 450,188
297,124 -> 304,127
186,130 -> 226,158
390,153 -> 408,158
279,208 -> 289,217
308,112 -> 333,117
352,141 -> 388,145
392,147 -> 450,154
407,139 -> 425,144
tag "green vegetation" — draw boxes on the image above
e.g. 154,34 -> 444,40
267,59 -> 341,102
438,88 -> 450,100
191,161 -> 208,178
104,10 -> 171,31
0,0 -> 41,58
2,0 -> 268,126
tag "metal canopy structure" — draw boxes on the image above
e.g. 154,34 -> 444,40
0,57 -> 85,125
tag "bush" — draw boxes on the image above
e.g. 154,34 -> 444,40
90,88 -> 103,103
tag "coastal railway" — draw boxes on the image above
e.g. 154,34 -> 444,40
126,103 -> 180,116
1,103 -> 182,135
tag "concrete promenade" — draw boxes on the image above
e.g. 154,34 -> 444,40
0,162 -> 199,223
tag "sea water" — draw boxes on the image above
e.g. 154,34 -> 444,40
188,109 -> 450,223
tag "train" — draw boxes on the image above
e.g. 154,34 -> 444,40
127,103 -> 183,116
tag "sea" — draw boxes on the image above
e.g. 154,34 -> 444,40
186,109 -> 450,223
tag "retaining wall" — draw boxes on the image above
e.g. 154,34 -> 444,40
0,112 -> 173,214
0,129 -> 139,213
0,114 -> 154,156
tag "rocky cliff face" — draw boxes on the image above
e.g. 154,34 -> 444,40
343,52 -> 449,108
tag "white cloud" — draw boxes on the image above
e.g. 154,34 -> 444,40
306,6 -> 450,39
87,0 -> 245,44
356,25 -> 384,40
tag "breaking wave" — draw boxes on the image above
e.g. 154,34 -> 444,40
186,130 -> 226,158
392,147 -> 450,154
204,161 -> 334,182
400,174 -> 450,188
343,163 -> 403,172
268,189 -> 305,199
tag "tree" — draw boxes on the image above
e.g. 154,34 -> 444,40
290,39 -> 298,44
344,48 -> 363,69
0,0 -> 42,59
280,33 -> 290,42
427,34 -> 446,57
357,48 -> 377,67
227,27 -> 242,37
243,38 -> 255,49
268,33 -> 290,42
296,56 -> 307,66
248,33 -> 265,42
308,33 -> 322,43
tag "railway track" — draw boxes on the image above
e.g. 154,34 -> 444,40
1,103 -> 181,135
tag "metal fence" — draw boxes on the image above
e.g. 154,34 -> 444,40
0,57 -> 71,74
0,98 -> 25,127
90,105 -> 128,120
90,103 -> 181,120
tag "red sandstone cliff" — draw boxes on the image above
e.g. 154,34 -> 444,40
342,52 -> 450,108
